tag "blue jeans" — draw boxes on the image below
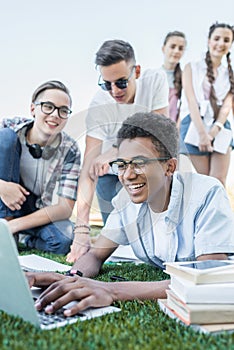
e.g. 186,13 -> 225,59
96,174 -> 122,224
23,220 -> 73,255
0,128 -> 73,254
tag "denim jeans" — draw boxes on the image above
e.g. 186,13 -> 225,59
96,174 -> 122,224
0,128 -> 73,254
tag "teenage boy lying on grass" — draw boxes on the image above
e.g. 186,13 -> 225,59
27,112 -> 234,316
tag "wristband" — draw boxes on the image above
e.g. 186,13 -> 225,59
74,231 -> 90,235
112,144 -> 118,148
65,269 -> 83,277
214,121 -> 224,130
74,224 -> 91,231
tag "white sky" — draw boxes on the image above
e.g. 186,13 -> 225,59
0,0 -> 233,117
1,0 -> 234,186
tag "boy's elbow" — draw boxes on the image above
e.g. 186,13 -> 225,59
59,198 -> 75,219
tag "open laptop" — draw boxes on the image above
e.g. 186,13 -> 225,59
0,219 -> 120,330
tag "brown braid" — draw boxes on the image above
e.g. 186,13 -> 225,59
174,63 -> 182,121
226,52 -> 234,113
174,63 -> 182,99
205,51 -> 220,120
163,31 -> 186,121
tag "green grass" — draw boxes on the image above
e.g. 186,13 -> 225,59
2,247 -> 234,349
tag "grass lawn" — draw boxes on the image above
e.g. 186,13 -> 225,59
1,239 -> 234,350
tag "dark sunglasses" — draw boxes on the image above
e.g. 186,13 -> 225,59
98,66 -> 136,91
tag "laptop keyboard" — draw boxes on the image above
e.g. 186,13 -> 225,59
37,308 -> 84,326
32,297 -> 84,327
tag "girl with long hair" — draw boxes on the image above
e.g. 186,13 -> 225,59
162,31 -> 187,123
180,22 -> 234,186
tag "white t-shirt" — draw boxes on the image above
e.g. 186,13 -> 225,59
20,144 -> 49,196
149,208 -> 172,262
86,68 -> 169,153
161,67 -> 175,88
180,59 -> 231,121
17,126 -> 50,196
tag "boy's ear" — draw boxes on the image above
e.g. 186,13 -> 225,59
165,158 -> 177,176
30,103 -> 35,118
135,65 -> 141,79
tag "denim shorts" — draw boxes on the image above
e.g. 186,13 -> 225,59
179,114 -> 233,156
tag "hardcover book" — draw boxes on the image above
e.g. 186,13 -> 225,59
164,260 -> 234,284
166,289 -> 234,325
170,275 -> 234,304
158,299 -> 234,335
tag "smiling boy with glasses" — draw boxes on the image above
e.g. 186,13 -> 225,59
0,80 -> 81,254
68,39 -> 169,262
28,112 -> 234,315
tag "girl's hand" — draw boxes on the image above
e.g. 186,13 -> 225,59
198,131 -> 214,152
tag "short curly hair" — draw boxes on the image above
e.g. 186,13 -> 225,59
117,112 -> 178,159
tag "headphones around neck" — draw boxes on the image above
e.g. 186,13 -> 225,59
25,123 -> 59,160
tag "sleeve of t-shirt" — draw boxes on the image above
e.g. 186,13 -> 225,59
101,207 -> 129,246
141,69 -> 169,110
85,90 -> 115,141
101,189 -> 131,245
194,184 -> 234,257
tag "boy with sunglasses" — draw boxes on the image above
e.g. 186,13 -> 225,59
67,39 -> 169,262
28,112 -> 234,315
0,80 -> 81,254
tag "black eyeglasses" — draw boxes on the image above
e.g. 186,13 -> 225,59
34,101 -> 72,119
98,66 -> 136,91
109,157 -> 170,175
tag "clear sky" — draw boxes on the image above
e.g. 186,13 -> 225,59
1,0 -> 234,186
0,0 -> 233,117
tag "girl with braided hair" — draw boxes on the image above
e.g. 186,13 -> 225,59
180,22 -> 234,186
161,31 -> 187,123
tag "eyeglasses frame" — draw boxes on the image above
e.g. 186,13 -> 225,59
109,157 -> 170,175
34,101 -> 72,119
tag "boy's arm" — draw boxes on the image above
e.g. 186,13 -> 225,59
67,135 -> 116,263
33,250 -> 228,316
74,135 -> 103,225
7,197 -> 75,234
71,234 -> 119,277
33,277 -> 170,316
26,235 -> 116,289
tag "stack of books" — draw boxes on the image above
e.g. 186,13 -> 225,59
158,260 -> 234,334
